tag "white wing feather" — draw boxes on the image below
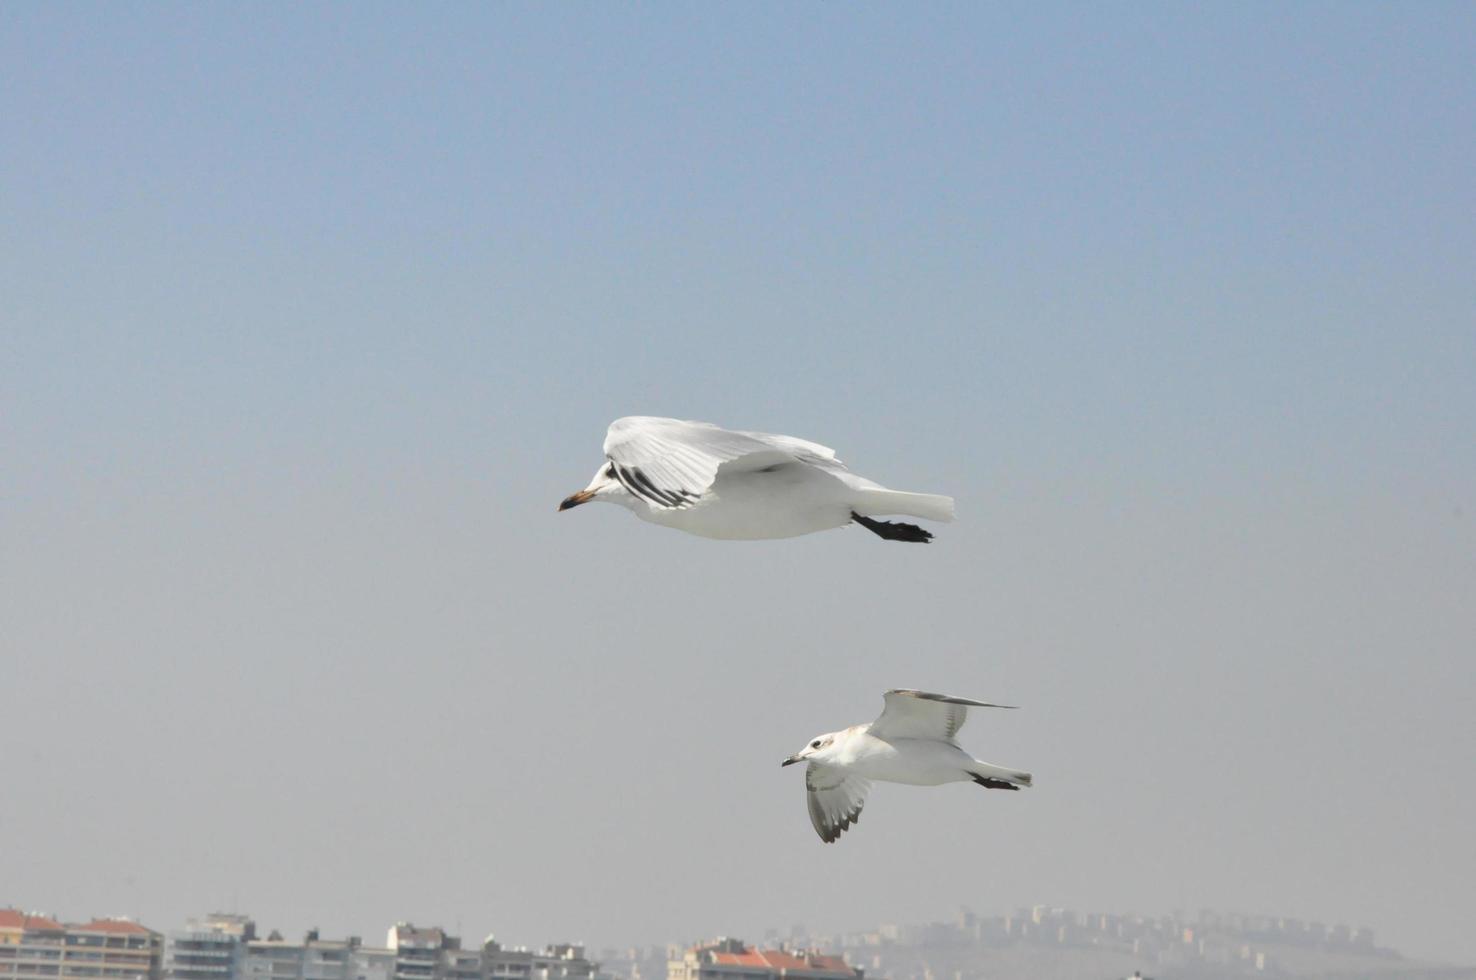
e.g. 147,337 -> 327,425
805,762 -> 870,843
868,689 -> 1017,741
737,429 -> 845,470
603,417 -> 847,509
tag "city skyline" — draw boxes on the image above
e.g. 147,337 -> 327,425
5,901 -> 1470,980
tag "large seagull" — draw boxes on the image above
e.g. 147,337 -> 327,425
558,416 -> 955,542
782,689 -> 1033,843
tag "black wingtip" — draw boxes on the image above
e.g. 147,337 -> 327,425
850,512 -> 933,542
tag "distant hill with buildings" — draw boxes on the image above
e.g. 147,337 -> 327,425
743,906 -> 1476,980
601,907 -> 1476,980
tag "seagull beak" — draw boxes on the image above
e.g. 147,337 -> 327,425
558,489 -> 595,511
781,755 -> 802,767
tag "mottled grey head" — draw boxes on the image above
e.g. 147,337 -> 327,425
782,732 -> 838,767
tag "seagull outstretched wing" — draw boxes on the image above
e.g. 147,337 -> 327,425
603,416 -> 842,509
805,762 -> 870,843
868,689 -> 1017,741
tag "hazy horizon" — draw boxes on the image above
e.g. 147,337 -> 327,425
3,2 -> 1473,968
0,897 -> 1440,962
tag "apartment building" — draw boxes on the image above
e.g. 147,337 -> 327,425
668,940 -> 858,980
152,919 -> 595,980
481,940 -> 594,980
0,910 -> 162,980
164,913 -> 256,980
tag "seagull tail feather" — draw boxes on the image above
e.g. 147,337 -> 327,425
853,490 -> 955,523
969,763 -> 1033,789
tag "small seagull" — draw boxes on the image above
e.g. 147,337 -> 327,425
782,689 -> 1033,843
558,416 -> 954,541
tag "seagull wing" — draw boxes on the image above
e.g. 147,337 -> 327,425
603,417 -> 814,509
737,429 -> 847,471
805,762 -> 870,844
739,428 -> 906,495
868,689 -> 1018,741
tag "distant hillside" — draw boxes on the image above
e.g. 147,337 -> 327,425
758,907 -> 1476,980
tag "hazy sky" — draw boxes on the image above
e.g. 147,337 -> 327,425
3,1 -> 1474,966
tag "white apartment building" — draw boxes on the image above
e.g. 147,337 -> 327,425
482,940 -> 594,980
163,920 -> 594,980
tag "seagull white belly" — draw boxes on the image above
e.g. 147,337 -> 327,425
847,737 -> 976,786
642,466 -> 855,540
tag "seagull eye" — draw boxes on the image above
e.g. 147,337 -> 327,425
605,464 -> 616,478
810,740 -> 822,749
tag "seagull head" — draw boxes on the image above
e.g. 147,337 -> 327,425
559,462 -> 626,512
782,732 -> 838,767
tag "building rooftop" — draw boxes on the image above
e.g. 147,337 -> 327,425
0,910 -> 65,932
388,924 -> 455,951
693,941 -> 856,977
710,952 -> 851,974
76,919 -> 157,936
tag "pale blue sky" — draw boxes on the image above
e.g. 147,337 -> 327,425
3,2 -> 1474,966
